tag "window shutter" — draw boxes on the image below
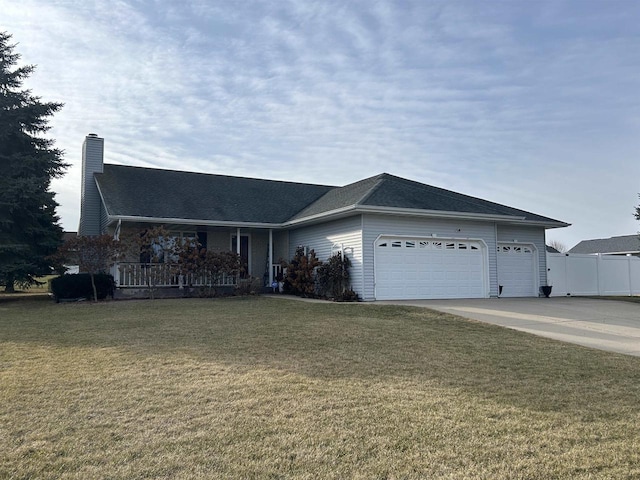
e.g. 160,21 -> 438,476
197,231 -> 207,250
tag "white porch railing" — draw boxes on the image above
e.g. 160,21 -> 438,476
272,263 -> 284,281
114,263 -> 238,288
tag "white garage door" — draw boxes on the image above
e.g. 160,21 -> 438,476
375,237 -> 487,300
497,243 -> 537,297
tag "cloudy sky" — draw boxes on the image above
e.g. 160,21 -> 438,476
3,0 -> 639,249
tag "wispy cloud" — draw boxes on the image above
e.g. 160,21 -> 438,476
2,0 -> 640,246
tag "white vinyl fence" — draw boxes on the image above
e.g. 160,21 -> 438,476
547,253 -> 640,296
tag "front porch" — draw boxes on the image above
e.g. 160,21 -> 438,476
109,222 -> 290,289
113,262 -> 239,288
113,262 -> 284,288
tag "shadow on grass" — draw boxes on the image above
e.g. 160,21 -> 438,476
2,296 -> 639,418
0,293 -> 51,304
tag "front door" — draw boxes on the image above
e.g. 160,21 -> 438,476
232,235 -> 250,278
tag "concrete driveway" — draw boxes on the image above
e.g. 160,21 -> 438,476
376,297 -> 640,357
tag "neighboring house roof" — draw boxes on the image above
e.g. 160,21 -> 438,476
94,166 -> 568,228
546,245 -> 561,253
569,234 -> 640,255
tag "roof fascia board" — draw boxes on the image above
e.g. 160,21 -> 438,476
284,205 -> 359,227
108,215 -> 281,229
285,204 -> 568,227
103,204 -> 569,231
521,220 -> 571,229
598,251 -> 640,255
355,205 -> 526,222
94,179 -> 111,217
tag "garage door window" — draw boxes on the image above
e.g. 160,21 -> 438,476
377,239 -> 482,251
499,245 -> 533,254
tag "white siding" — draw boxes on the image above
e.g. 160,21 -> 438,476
288,216 -> 364,297
362,214 -> 498,301
497,225 -> 547,290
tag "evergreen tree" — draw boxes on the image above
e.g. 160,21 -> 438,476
0,32 -> 67,292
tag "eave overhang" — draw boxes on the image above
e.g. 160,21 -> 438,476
596,251 -> 640,256
104,215 -> 280,229
100,197 -> 569,231
284,205 -> 571,229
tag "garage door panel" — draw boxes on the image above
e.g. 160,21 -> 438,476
375,237 -> 487,300
497,243 -> 536,297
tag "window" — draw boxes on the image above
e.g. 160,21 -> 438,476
162,232 -> 200,263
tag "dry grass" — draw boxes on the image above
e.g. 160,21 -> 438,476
1,296 -> 639,479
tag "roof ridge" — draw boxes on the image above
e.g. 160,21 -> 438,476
283,173 -> 388,222
355,173 -> 389,206
101,163 -> 335,189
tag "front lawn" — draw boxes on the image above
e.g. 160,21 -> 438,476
1,296 -> 639,479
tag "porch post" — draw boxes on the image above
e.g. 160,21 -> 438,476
111,263 -> 120,287
268,229 -> 273,285
236,227 -> 241,255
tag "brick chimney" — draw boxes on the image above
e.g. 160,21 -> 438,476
78,133 -> 104,236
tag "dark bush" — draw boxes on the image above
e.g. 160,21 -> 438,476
280,247 -> 322,297
316,252 -> 351,299
50,273 -> 115,302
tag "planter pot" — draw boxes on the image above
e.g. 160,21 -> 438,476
540,285 -> 552,298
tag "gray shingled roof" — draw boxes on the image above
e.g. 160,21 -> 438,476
95,165 -> 333,223
569,235 -> 640,254
289,175 -> 382,219
290,173 -> 564,224
95,167 -> 566,226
